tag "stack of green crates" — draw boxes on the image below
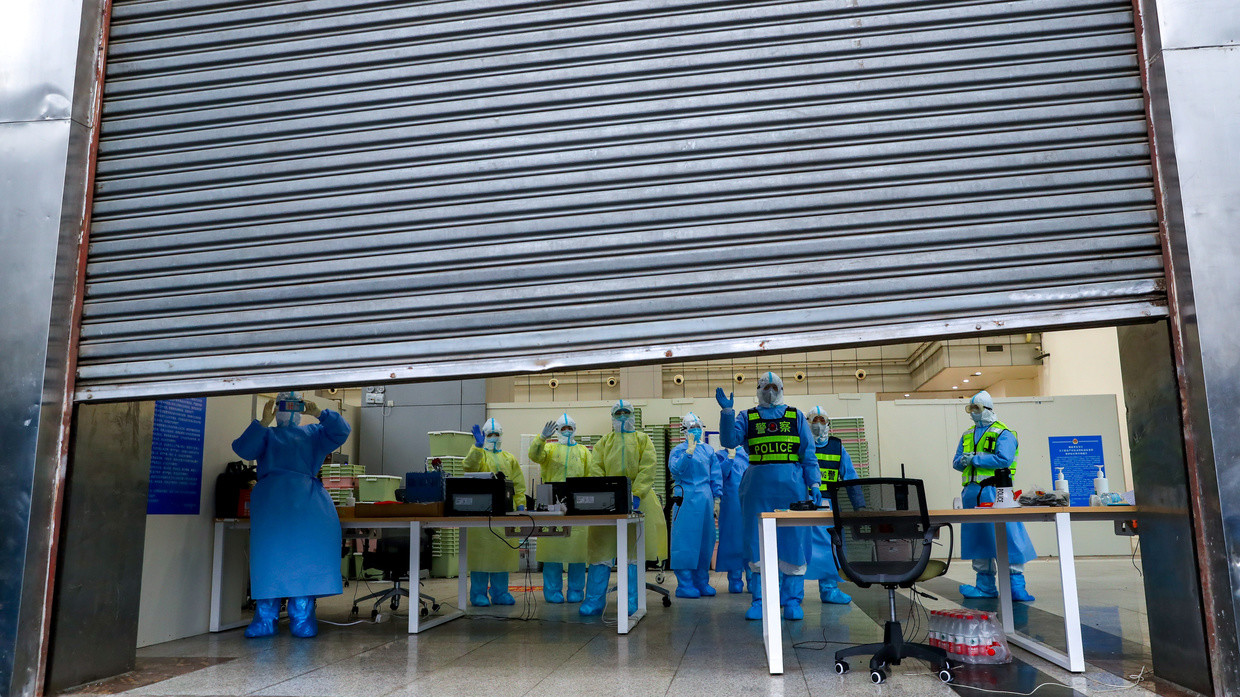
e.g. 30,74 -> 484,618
427,454 -> 466,577
319,464 -> 364,506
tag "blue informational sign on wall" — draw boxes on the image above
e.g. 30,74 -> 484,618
148,398 -> 207,515
1047,435 -> 1105,507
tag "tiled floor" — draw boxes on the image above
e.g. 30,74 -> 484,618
61,558 -> 1181,697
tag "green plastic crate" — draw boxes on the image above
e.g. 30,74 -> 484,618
357,475 -> 401,502
428,431 -> 474,458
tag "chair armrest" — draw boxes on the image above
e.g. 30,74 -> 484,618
923,523 -> 953,576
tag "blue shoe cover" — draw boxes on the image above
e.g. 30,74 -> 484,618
470,572 -> 492,607
744,572 -> 763,620
818,580 -> 852,604
288,597 -> 318,638
693,569 -> 716,596
542,562 -> 565,603
727,570 -> 744,594
489,573 -> 516,605
674,570 -> 700,598
1011,573 -> 1036,602
579,564 -> 610,616
245,598 -> 280,638
960,571 -> 999,599
627,564 -> 639,615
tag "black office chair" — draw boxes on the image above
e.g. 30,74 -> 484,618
352,535 -> 440,619
826,477 -> 955,685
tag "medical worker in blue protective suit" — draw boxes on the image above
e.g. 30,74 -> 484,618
803,406 -> 864,605
668,412 -> 723,598
714,446 -> 750,593
464,419 -> 526,607
232,392 -> 350,638
528,414 -> 591,603
954,391 -> 1037,602
717,372 -> 820,621
580,399 -> 667,616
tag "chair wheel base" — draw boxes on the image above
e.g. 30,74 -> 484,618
870,669 -> 886,684
939,668 -> 954,683
835,660 -> 848,675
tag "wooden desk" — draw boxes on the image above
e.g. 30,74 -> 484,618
757,506 -> 1139,675
211,513 -> 646,636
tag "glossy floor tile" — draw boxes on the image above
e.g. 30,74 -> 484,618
53,561 -> 1182,697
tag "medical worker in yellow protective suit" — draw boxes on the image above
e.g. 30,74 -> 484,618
528,413 -> 590,603
580,399 -> 669,616
464,418 -> 526,606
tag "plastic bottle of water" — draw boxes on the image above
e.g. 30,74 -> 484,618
964,614 -> 981,661
949,612 -> 965,659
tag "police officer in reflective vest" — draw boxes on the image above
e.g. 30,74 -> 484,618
717,372 -> 820,621
803,407 -> 864,604
954,391 -> 1037,602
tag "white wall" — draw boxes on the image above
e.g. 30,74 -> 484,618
1038,328 -> 1133,497
876,395 -> 1130,559
137,395 -> 358,647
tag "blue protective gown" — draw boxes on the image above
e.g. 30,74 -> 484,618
232,410 -> 351,600
714,448 -> 749,573
668,441 -> 723,571
953,426 -> 1037,564
805,446 -> 864,581
719,406 -> 819,573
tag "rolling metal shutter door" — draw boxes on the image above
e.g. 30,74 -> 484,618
81,0 -> 1165,401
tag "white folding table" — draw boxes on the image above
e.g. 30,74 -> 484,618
757,506 -> 1139,674
211,512 -> 647,635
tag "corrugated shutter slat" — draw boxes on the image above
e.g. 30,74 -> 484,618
81,0 -> 1164,400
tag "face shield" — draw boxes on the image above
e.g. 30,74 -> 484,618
810,416 -> 830,441
613,409 -> 635,433
756,372 -> 784,408
965,400 -> 996,426
275,391 -> 303,428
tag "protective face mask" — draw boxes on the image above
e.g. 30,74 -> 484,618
810,422 -> 829,441
971,409 -> 996,426
688,427 -> 703,441
485,435 -> 501,452
275,411 -> 300,428
757,387 -> 782,408
613,415 -> 635,433
560,429 -> 575,445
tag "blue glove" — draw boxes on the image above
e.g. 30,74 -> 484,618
632,495 -> 641,511
715,388 -> 734,409
517,504 -> 526,511
811,488 -> 822,506
471,424 -> 484,448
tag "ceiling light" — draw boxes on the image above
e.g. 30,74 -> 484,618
952,386 -> 959,390
973,371 -> 982,376
903,394 -> 910,397
962,379 -> 970,383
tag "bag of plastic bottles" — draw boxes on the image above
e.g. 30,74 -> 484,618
929,610 -> 1011,664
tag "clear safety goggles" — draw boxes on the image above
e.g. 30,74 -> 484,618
965,403 -> 987,415
613,411 -> 633,419
810,417 -> 829,427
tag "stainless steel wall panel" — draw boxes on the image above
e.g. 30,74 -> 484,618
45,402 -> 153,694
82,0 -> 1164,399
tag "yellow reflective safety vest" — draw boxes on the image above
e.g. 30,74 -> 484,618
745,407 -> 801,464
809,436 -> 843,495
961,421 -> 1019,485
